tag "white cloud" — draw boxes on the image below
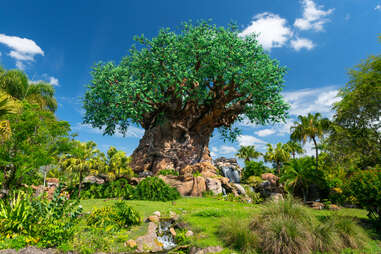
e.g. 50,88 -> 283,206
49,76 -> 59,86
290,37 -> 315,51
283,86 -> 340,117
255,129 -> 276,137
0,34 -> 44,69
294,0 -> 334,31
239,12 -> 293,51
211,145 -> 237,157
73,123 -> 145,138
375,4 -> 381,11
237,135 -> 266,147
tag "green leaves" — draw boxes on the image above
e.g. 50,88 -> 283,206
83,20 -> 289,139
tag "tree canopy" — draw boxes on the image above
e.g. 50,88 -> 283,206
83,21 -> 289,140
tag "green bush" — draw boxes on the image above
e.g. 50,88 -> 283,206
242,161 -> 269,182
0,184 -> 82,248
345,168 -> 381,223
134,177 -> 180,201
158,169 -> 179,176
246,176 -> 263,189
87,201 -> 141,231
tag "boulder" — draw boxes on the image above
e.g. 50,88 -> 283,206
83,175 -> 105,184
148,215 -> 160,223
125,239 -> 137,248
185,230 -> 194,237
233,183 -> 246,196
153,211 -> 161,217
205,177 -> 223,195
189,246 -> 223,254
180,162 -> 218,179
261,173 -> 278,185
190,176 -> 207,197
214,157 -> 241,183
136,222 -> 163,253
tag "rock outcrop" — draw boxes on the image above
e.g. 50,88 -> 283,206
214,157 -> 241,183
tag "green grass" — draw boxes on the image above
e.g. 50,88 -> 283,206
79,198 -> 380,253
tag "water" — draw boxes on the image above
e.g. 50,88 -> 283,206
156,219 -> 177,250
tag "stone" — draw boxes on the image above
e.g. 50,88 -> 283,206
83,175 -> 105,184
185,230 -> 194,237
270,193 -> 283,201
189,246 -> 224,254
310,201 -> 324,210
233,183 -> 246,195
261,173 -> 278,185
169,211 -> 179,220
190,176 -> 207,197
214,157 -> 241,183
148,215 -> 160,223
136,222 -> 163,253
329,204 -> 340,210
125,239 -> 137,248
46,178 -> 59,187
153,211 -> 161,217
205,177 -> 222,195
169,227 -> 176,236
180,162 -> 218,178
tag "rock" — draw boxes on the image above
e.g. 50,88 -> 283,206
46,178 -> 59,188
138,170 -> 153,178
125,239 -> 137,248
261,173 -> 278,185
148,215 -> 160,223
270,193 -> 283,201
83,175 -> 105,184
307,201 -> 324,210
214,157 -> 241,183
233,183 -> 246,195
205,177 -> 222,195
136,222 -> 163,252
180,162 -> 218,179
0,246 -> 57,254
169,211 -> 179,220
185,230 -> 194,237
153,211 -> 161,217
169,227 -> 176,236
189,246 -> 224,254
191,176 -> 206,197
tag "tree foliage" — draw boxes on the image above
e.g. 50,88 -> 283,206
264,143 -> 290,175
83,21 -> 289,140
236,145 -> 262,163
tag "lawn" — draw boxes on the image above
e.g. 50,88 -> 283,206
80,197 -> 380,253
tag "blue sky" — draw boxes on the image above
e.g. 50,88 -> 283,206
0,0 -> 380,163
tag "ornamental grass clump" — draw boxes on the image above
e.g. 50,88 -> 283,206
134,176 -> 180,201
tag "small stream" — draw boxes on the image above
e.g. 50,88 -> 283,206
156,219 -> 177,251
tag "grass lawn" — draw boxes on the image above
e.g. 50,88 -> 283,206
79,197 -> 381,253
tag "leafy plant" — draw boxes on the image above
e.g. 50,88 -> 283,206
134,177 -> 180,201
242,161 -> 269,182
158,169 -> 179,176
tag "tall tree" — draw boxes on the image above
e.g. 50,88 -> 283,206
0,91 -> 19,141
328,53 -> 381,169
59,141 -> 100,197
0,67 -> 57,112
286,140 -> 304,159
83,21 -> 289,174
236,145 -> 262,163
264,143 -> 290,175
290,113 -> 330,169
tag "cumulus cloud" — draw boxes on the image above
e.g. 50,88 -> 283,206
283,86 -> 340,117
294,0 -> 334,31
210,145 -> 237,157
239,12 -> 293,51
290,37 -> 315,51
376,4 -> 381,11
237,135 -> 266,147
30,75 -> 60,87
0,34 -> 44,69
255,129 -> 276,137
49,76 -> 59,86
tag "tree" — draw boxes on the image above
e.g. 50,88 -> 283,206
0,67 -> 57,112
290,113 -> 330,170
286,140 -> 304,159
264,143 -> 290,175
83,21 -> 289,173
328,53 -> 381,169
59,141 -> 100,197
0,102 -> 70,195
236,145 -> 262,163
0,91 -> 19,141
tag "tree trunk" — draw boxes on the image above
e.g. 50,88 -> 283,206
130,121 -> 213,174
312,137 -> 319,170
78,171 -> 83,198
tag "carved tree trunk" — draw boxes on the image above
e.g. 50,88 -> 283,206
130,121 -> 213,174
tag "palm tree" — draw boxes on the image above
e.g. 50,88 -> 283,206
290,113 -> 330,169
280,157 -> 315,202
264,143 -> 290,175
286,140 -> 305,159
236,145 -> 262,163
0,91 -> 19,141
0,68 -> 57,112
60,141 -> 100,197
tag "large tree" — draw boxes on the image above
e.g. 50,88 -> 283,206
264,143 -> 290,175
83,22 -> 289,173
236,145 -> 262,163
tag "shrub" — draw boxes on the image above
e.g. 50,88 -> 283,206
242,161 -> 269,182
158,169 -> 179,176
134,177 -> 180,201
193,209 -> 225,217
246,176 -> 263,189
87,201 -> 141,231
345,168 -> 381,223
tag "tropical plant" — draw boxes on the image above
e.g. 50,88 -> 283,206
242,161 -> 269,182
134,177 -> 180,201
59,141 -> 100,197
106,146 -> 133,179
0,68 -> 57,112
285,140 -> 304,159
83,21 -> 289,174
290,113 -> 330,169
264,143 -> 290,175
236,145 -> 262,163
0,91 -> 19,141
